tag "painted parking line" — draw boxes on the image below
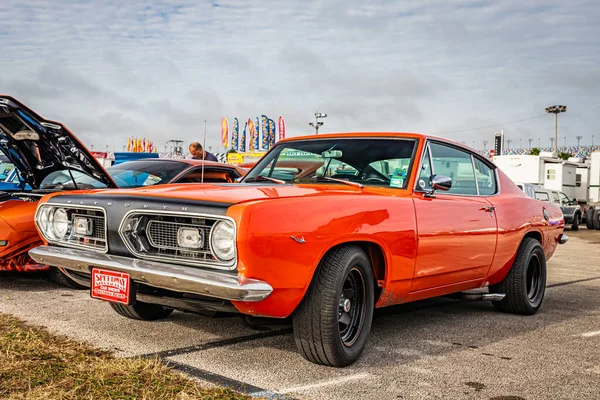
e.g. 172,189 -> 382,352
279,373 -> 372,394
580,330 -> 600,337
546,276 -> 600,288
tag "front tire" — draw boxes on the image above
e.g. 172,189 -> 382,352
110,301 -> 174,321
490,237 -> 546,315
293,245 -> 375,367
571,213 -> 580,231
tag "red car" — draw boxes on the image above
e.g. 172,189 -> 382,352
0,96 -> 246,286
29,131 -> 567,366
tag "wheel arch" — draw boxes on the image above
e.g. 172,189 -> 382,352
319,239 -> 387,302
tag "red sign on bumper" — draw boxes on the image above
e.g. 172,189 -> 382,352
91,268 -> 133,305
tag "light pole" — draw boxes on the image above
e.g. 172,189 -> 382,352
593,135 -> 595,147
309,112 -> 327,134
538,137 -> 541,148
576,135 -> 582,147
550,137 -> 554,148
545,105 -> 567,153
520,138 -> 522,149
507,139 -> 512,149
528,138 -> 533,149
564,136 -> 566,148
483,140 -> 488,151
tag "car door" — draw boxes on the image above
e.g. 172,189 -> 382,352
411,142 -> 498,292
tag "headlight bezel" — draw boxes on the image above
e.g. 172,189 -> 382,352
34,203 -> 108,253
51,208 -> 70,239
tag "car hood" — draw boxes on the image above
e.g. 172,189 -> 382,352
59,183 -> 372,205
0,96 -> 116,190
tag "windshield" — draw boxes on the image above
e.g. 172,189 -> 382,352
243,138 -> 417,188
106,160 -> 189,188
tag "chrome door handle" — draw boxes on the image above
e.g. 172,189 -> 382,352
480,206 -> 496,212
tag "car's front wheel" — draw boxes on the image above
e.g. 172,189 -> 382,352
490,237 -> 546,315
110,301 -> 174,321
293,245 -> 375,367
571,213 -> 580,231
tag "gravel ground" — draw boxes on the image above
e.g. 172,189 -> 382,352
1,228 -> 599,399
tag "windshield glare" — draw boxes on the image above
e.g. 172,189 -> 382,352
106,160 -> 188,188
243,138 -> 416,188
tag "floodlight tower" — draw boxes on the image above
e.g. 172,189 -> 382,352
545,105 -> 567,152
576,135 -> 582,147
309,111 -> 327,134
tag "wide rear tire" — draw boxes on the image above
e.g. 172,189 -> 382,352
593,210 -> 600,230
110,301 -> 174,321
293,245 -> 375,367
490,238 -> 546,315
585,208 -> 594,229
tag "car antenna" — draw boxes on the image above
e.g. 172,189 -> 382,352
201,120 -> 206,184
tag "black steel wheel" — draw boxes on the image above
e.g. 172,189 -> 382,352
293,245 -> 375,367
593,210 -> 600,230
491,237 -> 546,315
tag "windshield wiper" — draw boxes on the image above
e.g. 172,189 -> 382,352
244,175 -> 286,184
309,176 -> 364,189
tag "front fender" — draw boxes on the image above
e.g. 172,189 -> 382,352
226,194 -> 417,318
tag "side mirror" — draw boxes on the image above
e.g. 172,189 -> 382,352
431,174 -> 452,191
422,174 -> 452,198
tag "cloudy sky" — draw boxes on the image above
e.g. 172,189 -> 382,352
1,0 -> 598,153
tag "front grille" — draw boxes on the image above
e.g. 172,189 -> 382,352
147,220 -> 211,252
119,211 -> 236,270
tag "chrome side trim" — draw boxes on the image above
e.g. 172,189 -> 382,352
35,203 -> 108,253
118,209 -> 237,271
29,246 -> 271,302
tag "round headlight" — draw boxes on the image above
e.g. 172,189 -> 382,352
52,208 -> 70,239
210,220 -> 236,261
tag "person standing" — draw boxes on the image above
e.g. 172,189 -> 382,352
189,142 -> 218,162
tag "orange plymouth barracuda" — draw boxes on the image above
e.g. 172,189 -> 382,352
0,96 -> 245,285
28,132 -> 567,366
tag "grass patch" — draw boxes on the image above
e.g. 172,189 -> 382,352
0,313 -> 249,400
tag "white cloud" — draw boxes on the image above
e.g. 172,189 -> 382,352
0,0 -> 598,152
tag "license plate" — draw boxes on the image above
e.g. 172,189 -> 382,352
90,268 -> 134,305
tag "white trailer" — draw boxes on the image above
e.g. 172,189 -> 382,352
590,151 -> 600,203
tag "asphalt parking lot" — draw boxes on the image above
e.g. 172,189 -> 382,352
1,229 -> 599,400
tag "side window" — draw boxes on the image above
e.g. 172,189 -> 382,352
473,158 -> 497,195
417,147 -> 432,190
559,192 -> 570,205
535,191 -> 550,202
429,143 -> 477,195
547,169 -> 556,180
551,191 -> 560,204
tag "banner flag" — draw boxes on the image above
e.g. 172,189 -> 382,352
256,117 -> 260,150
240,121 -> 247,152
221,117 -> 229,148
231,118 -> 239,151
268,118 -> 276,149
248,119 -> 256,151
278,116 -> 286,140
261,115 -> 269,150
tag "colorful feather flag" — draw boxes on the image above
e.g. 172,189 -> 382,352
256,117 -> 260,149
261,115 -> 269,150
278,116 -> 286,140
221,117 -> 229,148
240,121 -> 247,152
248,119 -> 256,151
268,118 -> 276,149
231,118 -> 239,151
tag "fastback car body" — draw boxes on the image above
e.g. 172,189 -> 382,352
29,132 -> 567,367
0,96 -> 246,277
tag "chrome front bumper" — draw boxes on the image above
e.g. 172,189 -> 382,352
28,246 -> 273,302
